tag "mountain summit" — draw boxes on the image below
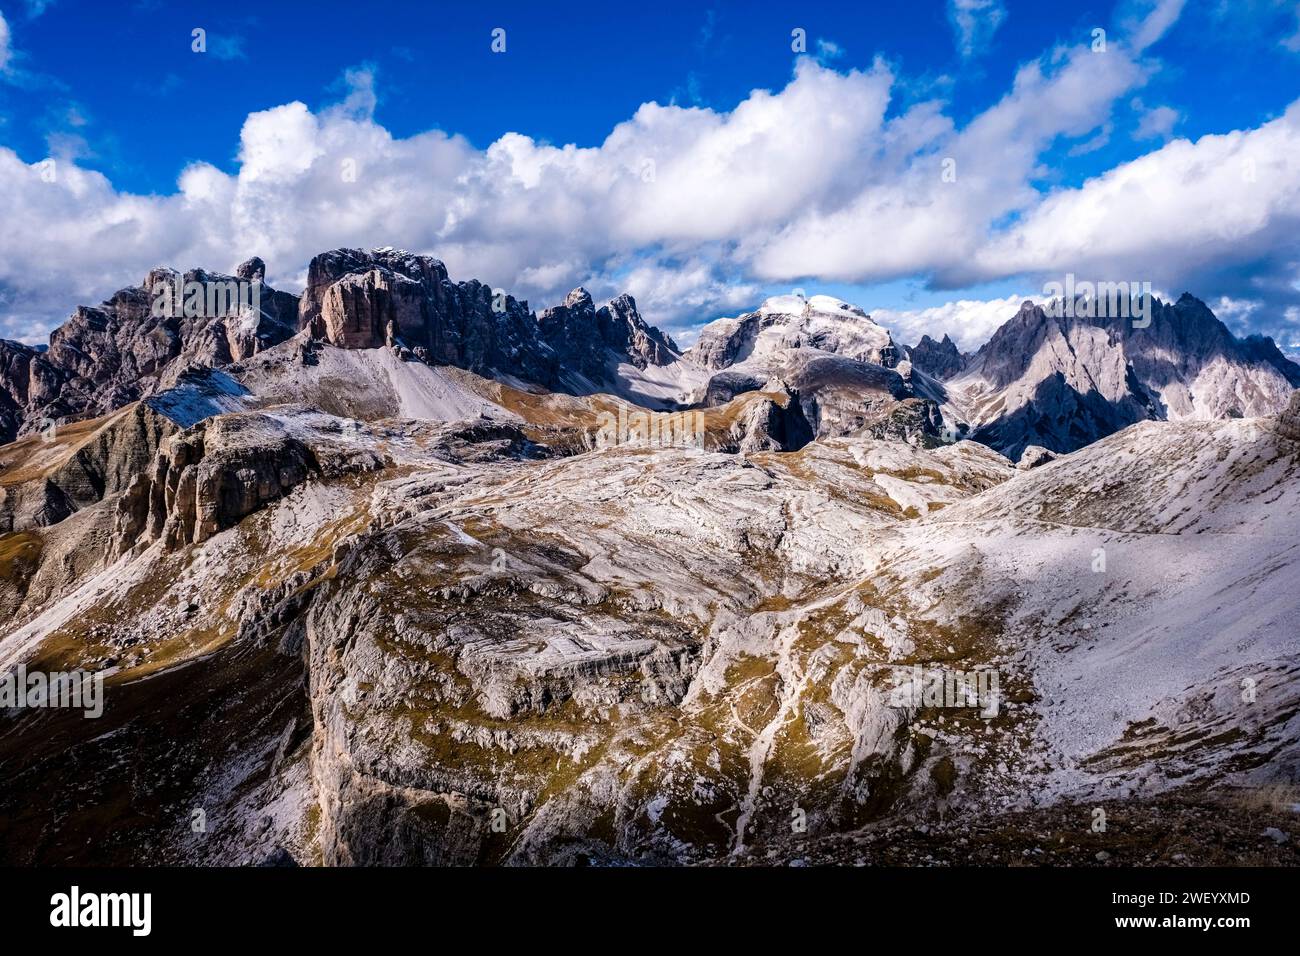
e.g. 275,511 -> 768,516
941,294 -> 1300,457
0,249 -> 696,442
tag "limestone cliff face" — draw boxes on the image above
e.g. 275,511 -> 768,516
0,259 -> 298,444
113,414 -> 322,554
298,247 -> 559,386
0,403 -> 175,533
1277,389 -> 1300,442
298,250 -> 686,399
949,295 -> 1300,458
317,268 -> 429,350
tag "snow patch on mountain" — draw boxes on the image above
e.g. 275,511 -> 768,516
147,369 -> 251,427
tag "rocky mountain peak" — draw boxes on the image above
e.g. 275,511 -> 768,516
1241,334 -> 1300,388
236,256 -> 267,282
692,293 -> 899,373
563,287 -> 594,310
0,262 -> 299,444
907,333 -> 967,380
298,247 -> 557,385
596,293 -> 680,368
948,291 -> 1300,457
538,287 -> 682,389
298,248 -> 691,399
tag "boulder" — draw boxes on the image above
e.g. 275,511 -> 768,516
1017,445 -> 1058,470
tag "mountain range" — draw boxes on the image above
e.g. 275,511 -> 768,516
3,247 -> 1295,460
1,248 -> 1297,866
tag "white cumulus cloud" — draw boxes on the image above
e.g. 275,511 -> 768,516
1,0 -> 1297,352
0,11 -> 12,73
974,102 -> 1300,290
948,0 -> 1008,59
872,293 -> 1042,352
1132,98 -> 1181,140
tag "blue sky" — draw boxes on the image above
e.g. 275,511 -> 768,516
1,0 -> 1299,351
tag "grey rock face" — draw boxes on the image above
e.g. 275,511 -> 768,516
599,293 -> 681,369
298,247 -> 560,387
301,249 -> 691,390
295,439 -> 1002,866
299,251 -> 694,403
110,406 -> 400,558
690,295 -> 919,435
704,349 -> 939,448
1016,445 -> 1057,470
1278,390 -> 1300,442
538,287 -> 681,385
317,268 -> 428,350
690,318 -> 754,372
715,390 -> 816,453
693,294 -> 900,373
729,396 -> 794,453
113,413 -> 322,553
236,257 -> 267,283
0,340 -> 44,445
0,265 -> 298,444
0,403 -> 175,533
1240,335 -> 1300,387
906,334 -> 967,380
775,350 -> 928,442
701,369 -> 769,408
951,295 -> 1300,458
